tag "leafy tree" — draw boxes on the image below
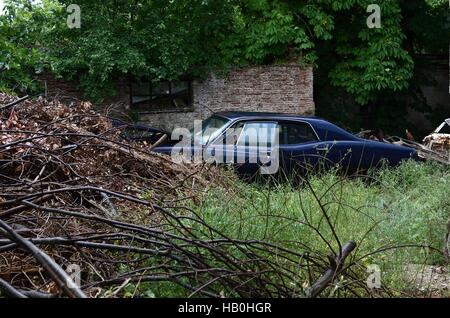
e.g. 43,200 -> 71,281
0,0 -> 58,94
402,0 -> 450,54
45,0 -> 237,100
223,0 -> 448,108
0,0 -> 448,107
223,0 -> 418,104
1,0 -> 237,99
315,0 -> 449,134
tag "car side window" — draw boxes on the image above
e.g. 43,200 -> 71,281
236,122 -> 278,147
211,121 -> 245,146
279,121 -> 318,145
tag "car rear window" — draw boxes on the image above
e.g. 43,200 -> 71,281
279,122 -> 318,144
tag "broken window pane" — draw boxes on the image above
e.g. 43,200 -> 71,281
131,80 -> 192,112
171,81 -> 189,94
152,82 -> 170,95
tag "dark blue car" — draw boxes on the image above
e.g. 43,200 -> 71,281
152,112 -> 420,177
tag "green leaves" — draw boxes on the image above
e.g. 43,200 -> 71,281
301,3 -> 334,40
219,0 -> 425,104
1,0 -> 237,99
0,0 -> 448,105
319,0 -> 414,104
221,0 -> 317,66
0,0 -> 57,94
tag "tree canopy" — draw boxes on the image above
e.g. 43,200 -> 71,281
0,0 -> 55,93
0,0 -> 449,103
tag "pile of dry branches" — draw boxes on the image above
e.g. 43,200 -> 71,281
0,94 -> 363,298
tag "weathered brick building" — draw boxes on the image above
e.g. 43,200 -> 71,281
138,65 -> 314,130
40,64 -> 315,130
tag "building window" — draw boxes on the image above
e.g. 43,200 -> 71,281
130,79 -> 192,112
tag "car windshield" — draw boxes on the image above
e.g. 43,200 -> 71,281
192,115 -> 230,145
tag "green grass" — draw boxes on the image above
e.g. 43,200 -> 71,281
138,161 -> 449,297
183,161 -> 449,296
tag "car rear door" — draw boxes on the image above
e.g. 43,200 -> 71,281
277,121 -> 323,175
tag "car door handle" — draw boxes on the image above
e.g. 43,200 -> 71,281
316,146 -> 329,151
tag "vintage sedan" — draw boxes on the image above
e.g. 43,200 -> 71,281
151,112 -> 420,177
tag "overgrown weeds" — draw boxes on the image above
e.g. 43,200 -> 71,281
157,161 -> 448,297
0,94 -> 447,298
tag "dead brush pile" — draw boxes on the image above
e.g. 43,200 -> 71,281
0,94 -> 233,297
0,94 -> 368,298
0,94 -> 216,198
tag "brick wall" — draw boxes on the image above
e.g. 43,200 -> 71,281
140,65 -> 315,130
38,73 -> 82,101
37,74 -> 131,117
38,64 -> 315,131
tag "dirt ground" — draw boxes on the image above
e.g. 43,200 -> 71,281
404,264 -> 450,298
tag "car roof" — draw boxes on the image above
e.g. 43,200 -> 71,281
213,111 -> 359,141
214,111 -> 326,123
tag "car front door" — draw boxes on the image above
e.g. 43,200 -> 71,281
233,121 -> 279,176
207,121 -> 279,176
